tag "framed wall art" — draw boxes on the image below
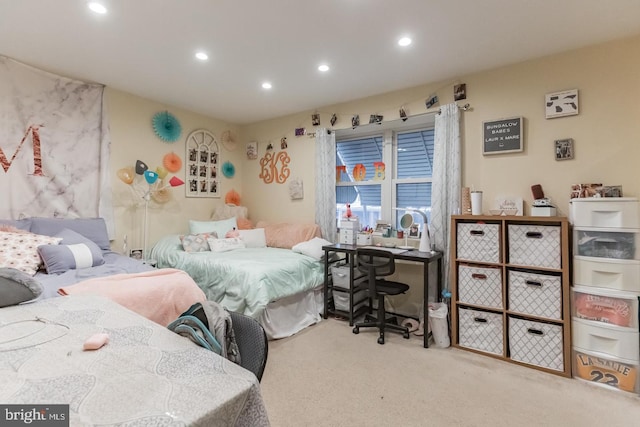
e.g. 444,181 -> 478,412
482,117 -> 523,155
555,138 -> 574,160
545,89 -> 579,119
185,129 -> 220,198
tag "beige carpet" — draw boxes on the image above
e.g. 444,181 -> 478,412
260,317 -> 640,427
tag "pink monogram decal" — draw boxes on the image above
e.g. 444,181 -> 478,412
0,125 -> 45,176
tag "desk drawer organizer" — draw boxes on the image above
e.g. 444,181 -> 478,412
572,285 -> 639,329
456,223 -> 501,263
331,265 -> 366,289
508,270 -> 562,320
333,289 -> 368,312
508,224 -> 561,269
574,227 -> 640,261
458,307 -> 503,355
573,348 -> 639,393
457,264 -> 503,309
509,316 -> 564,371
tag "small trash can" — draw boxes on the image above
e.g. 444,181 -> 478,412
428,302 -> 450,348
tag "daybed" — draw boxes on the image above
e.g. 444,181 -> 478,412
0,217 -> 154,299
0,294 -> 269,425
150,219 -> 331,339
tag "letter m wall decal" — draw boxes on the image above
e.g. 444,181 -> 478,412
0,125 -> 44,176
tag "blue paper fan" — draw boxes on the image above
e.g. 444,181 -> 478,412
152,111 -> 182,142
222,161 -> 235,178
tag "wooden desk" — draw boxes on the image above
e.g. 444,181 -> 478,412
322,243 -> 443,348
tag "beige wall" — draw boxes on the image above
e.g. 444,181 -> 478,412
105,34 -> 639,316
238,34 -> 640,316
242,34 -> 640,222
106,88 -> 243,253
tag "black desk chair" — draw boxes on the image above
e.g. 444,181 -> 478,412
352,247 -> 411,344
229,311 -> 269,382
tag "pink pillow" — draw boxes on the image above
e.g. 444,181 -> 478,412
255,222 -> 322,249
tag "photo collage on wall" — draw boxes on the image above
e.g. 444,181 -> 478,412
185,129 -> 220,198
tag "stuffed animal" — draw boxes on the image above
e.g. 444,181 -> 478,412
225,227 -> 240,238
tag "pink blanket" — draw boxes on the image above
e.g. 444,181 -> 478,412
58,268 -> 206,326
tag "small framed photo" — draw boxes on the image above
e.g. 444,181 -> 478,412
129,249 -> 143,260
311,113 -> 320,126
555,138 -> 574,160
246,141 -> 258,160
546,89 -> 579,119
454,83 -> 467,101
408,223 -> 420,238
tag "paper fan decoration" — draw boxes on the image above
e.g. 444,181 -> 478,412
222,161 -> 235,178
163,152 -> 182,173
221,130 -> 237,151
225,189 -> 241,205
152,111 -> 182,142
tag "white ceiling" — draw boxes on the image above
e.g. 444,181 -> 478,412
1,1 -> 639,124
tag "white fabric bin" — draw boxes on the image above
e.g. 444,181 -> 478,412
457,264 -> 503,309
508,270 -> 562,320
509,316 -> 564,371
456,223 -> 501,263
458,307 -> 503,355
508,224 -> 561,269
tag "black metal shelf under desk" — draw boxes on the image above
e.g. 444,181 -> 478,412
322,243 -> 443,348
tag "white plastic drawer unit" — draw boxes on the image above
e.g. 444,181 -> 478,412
574,227 -> 640,261
509,317 -> 564,371
573,257 -> 640,292
508,270 -> 562,320
573,348 -> 639,393
457,264 -> 503,309
572,318 -> 639,361
570,197 -> 640,229
508,224 -> 561,269
456,222 -> 501,264
572,285 -> 639,330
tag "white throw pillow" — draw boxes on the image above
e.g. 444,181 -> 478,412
291,237 -> 333,260
238,228 -> 267,248
207,237 -> 246,252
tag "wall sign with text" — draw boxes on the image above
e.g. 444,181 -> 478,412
482,117 -> 523,155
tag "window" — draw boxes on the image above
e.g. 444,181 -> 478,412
335,116 -> 435,234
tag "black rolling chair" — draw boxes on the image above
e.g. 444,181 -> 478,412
352,247 -> 411,344
229,311 -> 269,382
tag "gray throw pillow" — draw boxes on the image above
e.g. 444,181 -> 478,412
0,267 -> 43,307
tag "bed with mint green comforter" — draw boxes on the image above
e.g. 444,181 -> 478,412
150,234 -> 325,319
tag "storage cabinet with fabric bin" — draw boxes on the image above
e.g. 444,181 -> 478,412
456,222 -> 501,264
458,307 -> 503,355
508,270 -> 562,320
509,316 -> 564,372
457,264 -> 503,309
508,224 -> 561,269
451,215 -> 571,377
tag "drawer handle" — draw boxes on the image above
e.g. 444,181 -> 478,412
525,231 -> 543,239
471,273 -> 487,280
525,280 -> 542,288
470,230 -> 485,236
527,328 -> 544,336
473,317 -> 488,323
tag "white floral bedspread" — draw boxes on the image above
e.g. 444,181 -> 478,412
0,295 -> 270,426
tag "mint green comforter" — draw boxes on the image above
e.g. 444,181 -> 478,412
150,235 -> 325,318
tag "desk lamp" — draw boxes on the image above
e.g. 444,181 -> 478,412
394,208 -> 432,252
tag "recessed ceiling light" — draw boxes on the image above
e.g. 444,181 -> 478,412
398,37 -> 412,47
318,64 -> 330,72
262,82 -> 272,89
195,52 -> 208,61
88,2 -> 107,14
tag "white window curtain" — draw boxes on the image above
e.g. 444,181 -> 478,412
431,103 -> 461,293
315,128 -> 336,242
